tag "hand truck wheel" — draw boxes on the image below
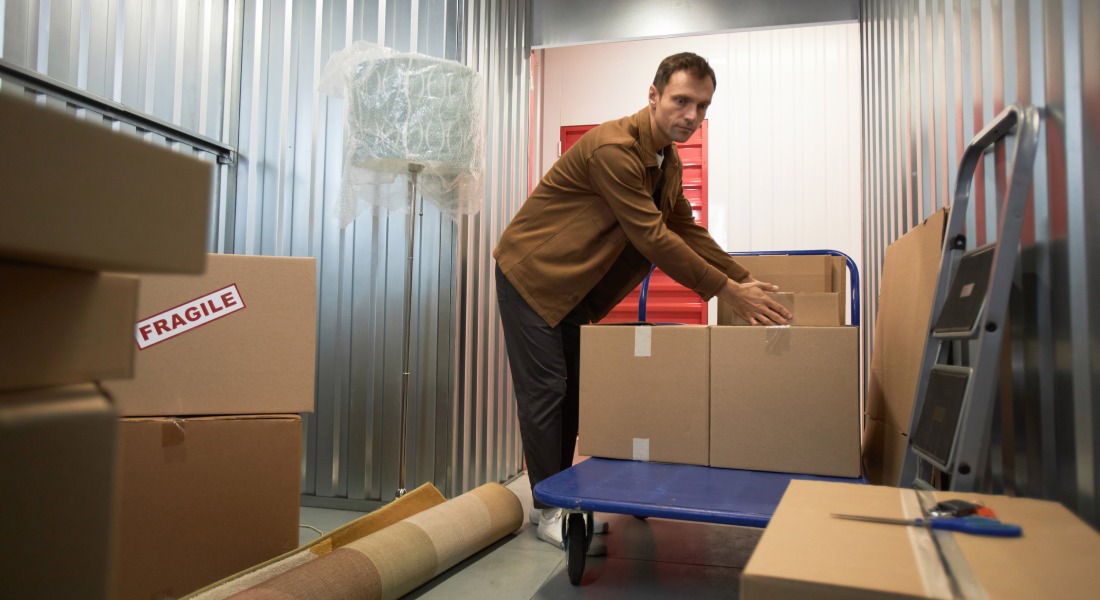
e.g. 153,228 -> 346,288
566,511 -> 587,585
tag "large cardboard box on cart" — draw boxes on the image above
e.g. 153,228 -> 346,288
579,325 -> 710,466
718,255 -> 848,325
710,326 -> 861,477
742,480 -> 1100,599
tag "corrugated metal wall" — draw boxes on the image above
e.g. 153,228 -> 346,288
1,0 -> 530,509
0,0 -> 234,248
862,0 -> 1099,526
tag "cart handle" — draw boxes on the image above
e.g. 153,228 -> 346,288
638,249 -> 860,326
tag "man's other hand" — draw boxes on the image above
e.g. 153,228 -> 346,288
717,279 -> 792,325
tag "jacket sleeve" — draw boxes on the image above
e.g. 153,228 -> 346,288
588,144 -> 730,300
665,189 -> 751,283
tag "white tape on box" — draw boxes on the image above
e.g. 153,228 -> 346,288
634,326 -> 652,357
632,438 -> 650,462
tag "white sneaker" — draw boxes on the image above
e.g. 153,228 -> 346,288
535,508 -> 607,556
530,507 -> 609,533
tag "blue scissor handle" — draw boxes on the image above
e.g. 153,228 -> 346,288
923,516 -> 1023,537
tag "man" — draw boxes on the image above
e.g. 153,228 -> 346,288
493,52 -> 791,551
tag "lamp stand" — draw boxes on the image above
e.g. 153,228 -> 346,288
396,162 -> 424,499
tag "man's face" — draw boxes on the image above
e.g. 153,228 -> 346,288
648,70 -> 714,146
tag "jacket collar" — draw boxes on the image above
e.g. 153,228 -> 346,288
631,106 -> 674,168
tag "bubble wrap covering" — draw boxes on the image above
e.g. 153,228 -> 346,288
320,42 -> 485,226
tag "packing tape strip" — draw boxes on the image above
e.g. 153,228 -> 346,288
764,325 -> 790,354
632,438 -> 650,462
900,491 -> 953,599
914,490 -> 989,600
634,326 -> 652,357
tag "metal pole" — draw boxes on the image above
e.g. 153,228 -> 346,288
397,163 -> 424,498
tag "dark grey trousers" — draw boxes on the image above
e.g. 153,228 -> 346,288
495,264 -> 590,508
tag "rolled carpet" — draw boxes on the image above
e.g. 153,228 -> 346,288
226,483 -> 521,599
185,482 -> 447,600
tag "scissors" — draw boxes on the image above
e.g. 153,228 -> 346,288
831,514 -> 1022,537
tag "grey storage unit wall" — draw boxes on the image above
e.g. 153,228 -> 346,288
861,0 -> 1099,527
1,0 -> 530,509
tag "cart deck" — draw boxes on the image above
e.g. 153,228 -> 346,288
534,457 -> 866,528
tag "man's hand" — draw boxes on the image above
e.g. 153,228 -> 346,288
717,278 -> 792,325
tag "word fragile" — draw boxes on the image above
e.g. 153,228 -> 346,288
136,284 -> 246,349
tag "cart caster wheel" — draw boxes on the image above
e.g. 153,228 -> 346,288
566,512 -> 586,585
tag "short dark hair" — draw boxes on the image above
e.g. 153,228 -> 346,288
652,52 -> 717,93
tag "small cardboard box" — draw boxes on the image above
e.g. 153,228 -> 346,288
114,414 -> 301,600
723,254 -> 848,324
101,254 -> 317,416
862,415 -> 908,486
867,208 -> 948,432
710,326 -> 860,477
0,261 -> 138,391
0,385 -> 118,600
719,292 -> 842,327
0,94 -> 211,273
743,480 -> 1100,599
579,325 -> 710,466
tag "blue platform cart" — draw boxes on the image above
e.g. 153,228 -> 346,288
533,250 -> 865,585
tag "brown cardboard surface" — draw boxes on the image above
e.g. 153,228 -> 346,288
579,325 -> 710,466
0,261 -> 138,391
710,326 -> 860,477
101,254 -> 317,416
743,480 -> 1100,600
0,94 -> 210,273
867,208 -> 948,432
719,292 -> 842,327
114,414 -> 301,600
862,415 -> 908,486
0,385 -> 118,600
726,255 -> 848,323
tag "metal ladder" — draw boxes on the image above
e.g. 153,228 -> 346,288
899,105 -> 1042,492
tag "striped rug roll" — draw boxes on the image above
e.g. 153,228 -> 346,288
226,483 -> 521,600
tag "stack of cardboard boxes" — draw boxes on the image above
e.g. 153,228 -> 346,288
103,253 -> 316,600
0,95 -> 317,599
579,255 -> 861,478
0,93 -> 211,599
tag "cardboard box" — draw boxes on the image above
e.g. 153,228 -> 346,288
719,292 -> 842,327
1,261 -> 138,391
867,208 -> 948,432
743,480 -> 1100,599
0,385 -> 118,600
723,255 -> 848,324
114,414 -> 301,600
861,415 -> 908,486
579,325 -> 710,466
101,254 -> 317,416
0,94 -> 211,273
710,326 -> 861,477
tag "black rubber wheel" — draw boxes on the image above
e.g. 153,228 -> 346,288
566,512 -> 586,585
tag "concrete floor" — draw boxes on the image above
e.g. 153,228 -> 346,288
297,472 -> 764,599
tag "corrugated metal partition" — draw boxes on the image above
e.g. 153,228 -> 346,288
1,0 -> 530,509
0,0 -> 235,247
239,0 -> 528,507
861,0 -> 1099,526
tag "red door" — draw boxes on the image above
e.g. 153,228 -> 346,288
559,122 -> 710,324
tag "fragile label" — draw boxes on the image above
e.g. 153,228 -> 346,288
135,284 -> 245,349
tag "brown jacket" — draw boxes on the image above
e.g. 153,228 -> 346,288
494,107 -> 749,327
